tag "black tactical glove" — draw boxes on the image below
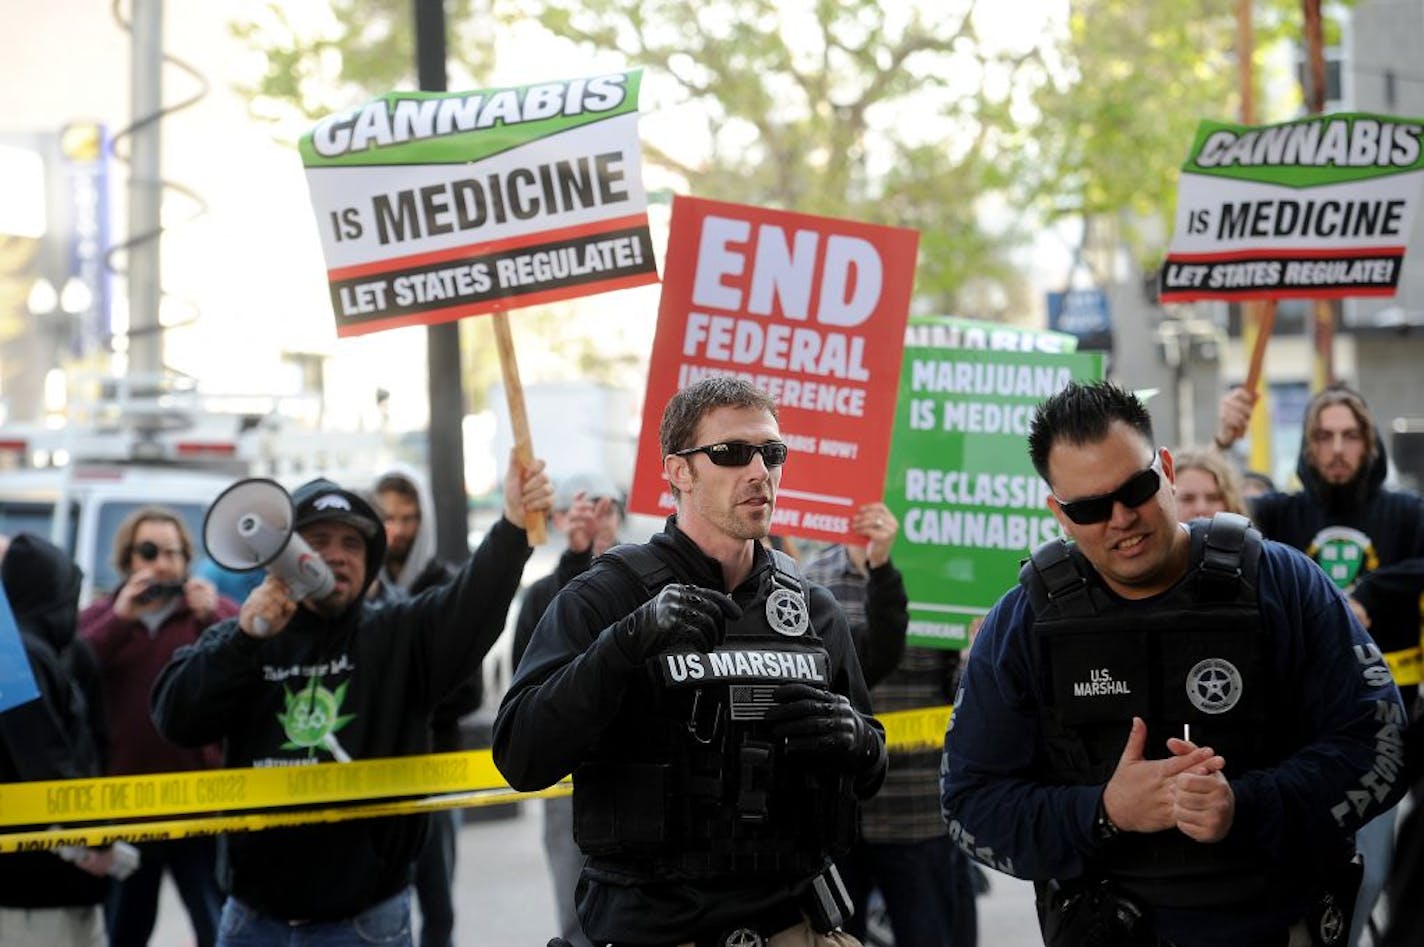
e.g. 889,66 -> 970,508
612,583 -> 742,663
765,682 -> 883,772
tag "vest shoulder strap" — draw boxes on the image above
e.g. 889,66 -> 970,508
1189,512 -> 1262,602
1019,538 -> 1097,618
598,543 -> 678,600
768,547 -> 808,597
599,541 -> 810,605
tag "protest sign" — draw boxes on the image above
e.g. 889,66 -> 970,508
1161,113 -> 1424,302
301,71 -> 659,337
628,196 -> 919,543
886,322 -> 1103,649
0,584 -> 39,713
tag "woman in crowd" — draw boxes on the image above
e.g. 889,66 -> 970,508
1173,447 -> 1248,520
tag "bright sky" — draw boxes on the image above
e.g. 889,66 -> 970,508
1,0 -> 1066,435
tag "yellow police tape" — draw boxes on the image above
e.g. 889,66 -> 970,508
1384,646 -> 1422,686
0,705 -> 954,853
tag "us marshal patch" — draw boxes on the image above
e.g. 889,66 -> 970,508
659,648 -> 830,687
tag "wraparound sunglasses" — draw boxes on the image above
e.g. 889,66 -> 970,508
670,441 -> 789,468
1054,452 -> 1163,525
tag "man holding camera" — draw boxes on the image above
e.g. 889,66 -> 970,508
81,506 -> 238,947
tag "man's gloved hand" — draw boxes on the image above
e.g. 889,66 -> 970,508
765,682 -> 882,772
613,583 -> 742,663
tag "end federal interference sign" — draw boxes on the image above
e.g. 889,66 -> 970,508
1160,112 -> 1424,303
300,71 -> 659,337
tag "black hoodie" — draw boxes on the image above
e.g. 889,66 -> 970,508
151,499 -> 531,922
1250,430 -> 1424,704
0,532 -> 110,908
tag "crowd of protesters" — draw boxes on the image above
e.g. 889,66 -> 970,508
2,372 -> 1423,947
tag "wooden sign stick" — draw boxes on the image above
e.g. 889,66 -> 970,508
1243,298 -> 1277,394
492,311 -> 547,545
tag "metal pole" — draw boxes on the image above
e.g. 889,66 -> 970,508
127,0 -> 163,380
415,0 -> 471,564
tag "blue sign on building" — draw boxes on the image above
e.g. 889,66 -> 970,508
1046,289 -> 1113,351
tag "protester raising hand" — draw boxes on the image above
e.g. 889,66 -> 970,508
850,502 -> 898,569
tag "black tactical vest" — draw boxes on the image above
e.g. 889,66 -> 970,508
1021,512 -> 1275,908
571,543 -> 856,880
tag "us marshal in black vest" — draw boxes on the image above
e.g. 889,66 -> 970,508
494,377 -> 886,947
940,381 -> 1406,947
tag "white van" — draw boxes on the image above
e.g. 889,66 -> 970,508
0,463 -> 235,605
0,375 -> 391,605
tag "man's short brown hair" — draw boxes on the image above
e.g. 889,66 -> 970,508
658,378 -> 779,500
374,474 -> 420,508
658,377 -> 779,457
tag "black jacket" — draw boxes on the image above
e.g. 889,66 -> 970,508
492,518 -> 883,943
409,556 -> 480,753
0,533 -> 110,908
151,517 -> 531,921
1250,433 -> 1424,704
511,545 -> 593,672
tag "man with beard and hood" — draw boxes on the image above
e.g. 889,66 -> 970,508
1218,382 -> 1424,946
151,455 -> 553,947
372,467 -> 458,600
370,466 -> 470,947
0,533 -> 118,946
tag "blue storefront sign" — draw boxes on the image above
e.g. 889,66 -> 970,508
1046,288 -> 1113,351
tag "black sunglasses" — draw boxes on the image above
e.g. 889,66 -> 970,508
671,440 -> 789,468
1054,453 -> 1163,525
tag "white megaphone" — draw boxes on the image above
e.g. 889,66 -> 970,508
203,478 -> 335,602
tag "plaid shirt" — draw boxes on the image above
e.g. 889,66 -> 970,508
803,544 -> 958,843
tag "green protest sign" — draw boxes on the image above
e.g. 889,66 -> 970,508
903,313 -> 1078,354
886,338 -> 1103,649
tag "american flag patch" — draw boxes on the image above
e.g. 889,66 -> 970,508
729,684 -> 778,720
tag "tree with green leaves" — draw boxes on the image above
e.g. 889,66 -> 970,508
233,0 -> 1330,336
1025,0 -> 1338,279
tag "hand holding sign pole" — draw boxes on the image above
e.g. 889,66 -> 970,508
1159,112 -> 1424,473
299,71 -> 659,551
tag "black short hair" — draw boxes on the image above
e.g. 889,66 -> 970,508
1027,381 -> 1154,483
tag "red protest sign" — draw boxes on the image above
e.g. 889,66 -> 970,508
629,195 -> 918,543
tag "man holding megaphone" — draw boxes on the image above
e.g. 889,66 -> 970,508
151,454 -> 552,946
